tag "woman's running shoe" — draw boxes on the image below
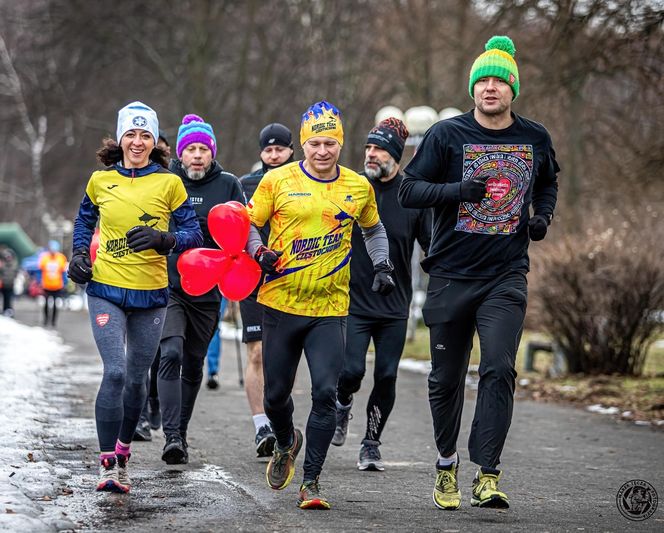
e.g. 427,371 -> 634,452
96,457 -> 129,493
117,454 -> 131,490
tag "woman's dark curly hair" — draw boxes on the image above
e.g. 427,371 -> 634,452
96,138 -> 169,169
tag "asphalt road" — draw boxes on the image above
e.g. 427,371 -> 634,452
13,298 -> 664,532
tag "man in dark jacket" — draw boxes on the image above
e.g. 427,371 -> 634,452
332,118 -> 431,472
240,122 -> 293,457
399,35 -> 559,510
0,245 -> 19,317
239,123 -> 294,457
158,114 -> 245,464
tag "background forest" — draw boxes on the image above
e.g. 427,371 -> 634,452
0,0 -> 663,375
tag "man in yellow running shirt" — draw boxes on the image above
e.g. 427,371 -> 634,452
247,100 -> 394,510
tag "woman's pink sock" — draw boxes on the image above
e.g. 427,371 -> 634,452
115,441 -> 131,458
99,452 -> 115,465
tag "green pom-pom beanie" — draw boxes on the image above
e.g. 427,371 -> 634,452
468,35 -> 520,100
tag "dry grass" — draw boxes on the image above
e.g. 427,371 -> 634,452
402,327 -> 664,425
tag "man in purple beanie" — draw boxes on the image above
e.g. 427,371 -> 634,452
157,114 -> 246,465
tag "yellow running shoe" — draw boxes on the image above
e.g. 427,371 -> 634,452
433,463 -> 461,510
266,428 -> 303,490
297,477 -> 331,510
471,467 -> 510,508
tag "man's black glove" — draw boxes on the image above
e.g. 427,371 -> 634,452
528,214 -> 550,241
254,245 -> 283,274
68,248 -> 93,284
372,259 -> 395,295
126,226 -> 176,254
459,177 -> 488,203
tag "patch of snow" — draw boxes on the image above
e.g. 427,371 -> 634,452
586,404 -> 619,415
0,317 -> 76,531
398,358 -> 430,375
219,321 -> 242,341
399,358 -> 478,389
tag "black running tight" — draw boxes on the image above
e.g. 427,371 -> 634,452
262,307 -> 346,481
337,315 -> 408,442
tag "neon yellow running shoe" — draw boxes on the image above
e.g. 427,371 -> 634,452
471,467 -> 510,508
433,463 -> 461,510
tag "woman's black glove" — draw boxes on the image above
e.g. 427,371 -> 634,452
126,226 -> 176,254
68,248 -> 93,284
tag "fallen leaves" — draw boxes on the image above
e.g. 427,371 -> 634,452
517,374 -> 664,427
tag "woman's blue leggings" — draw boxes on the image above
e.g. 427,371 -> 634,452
88,295 -> 166,452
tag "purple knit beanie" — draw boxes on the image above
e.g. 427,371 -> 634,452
176,114 -> 218,159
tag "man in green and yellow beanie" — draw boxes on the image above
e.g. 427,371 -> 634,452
400,35 -> 560,512
468,35 -> 520,100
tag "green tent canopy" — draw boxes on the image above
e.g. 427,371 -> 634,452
0,223 -> 37,261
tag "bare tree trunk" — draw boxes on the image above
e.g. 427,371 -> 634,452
566,81 -> 583,225
0,32 -> 48,239
226,0 -> 257,161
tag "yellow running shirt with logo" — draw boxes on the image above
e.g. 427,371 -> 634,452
247,161 -> 380,317
85,168 -> 188,290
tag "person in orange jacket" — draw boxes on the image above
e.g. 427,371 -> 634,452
38,240 -> 68,326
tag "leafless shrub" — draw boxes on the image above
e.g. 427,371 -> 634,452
531,212 -> 664,376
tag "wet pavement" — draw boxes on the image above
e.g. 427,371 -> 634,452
2,297 -> 663,532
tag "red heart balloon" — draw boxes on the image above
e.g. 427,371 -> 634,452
208,202 -> 250,255
217,251 -> 262,301
177,248 -> 230,296
90,228 -> 100,263
226,200 -> 245,210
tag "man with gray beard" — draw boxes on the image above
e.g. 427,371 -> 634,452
332,118 -> 431,471
157,114 -> 245,465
